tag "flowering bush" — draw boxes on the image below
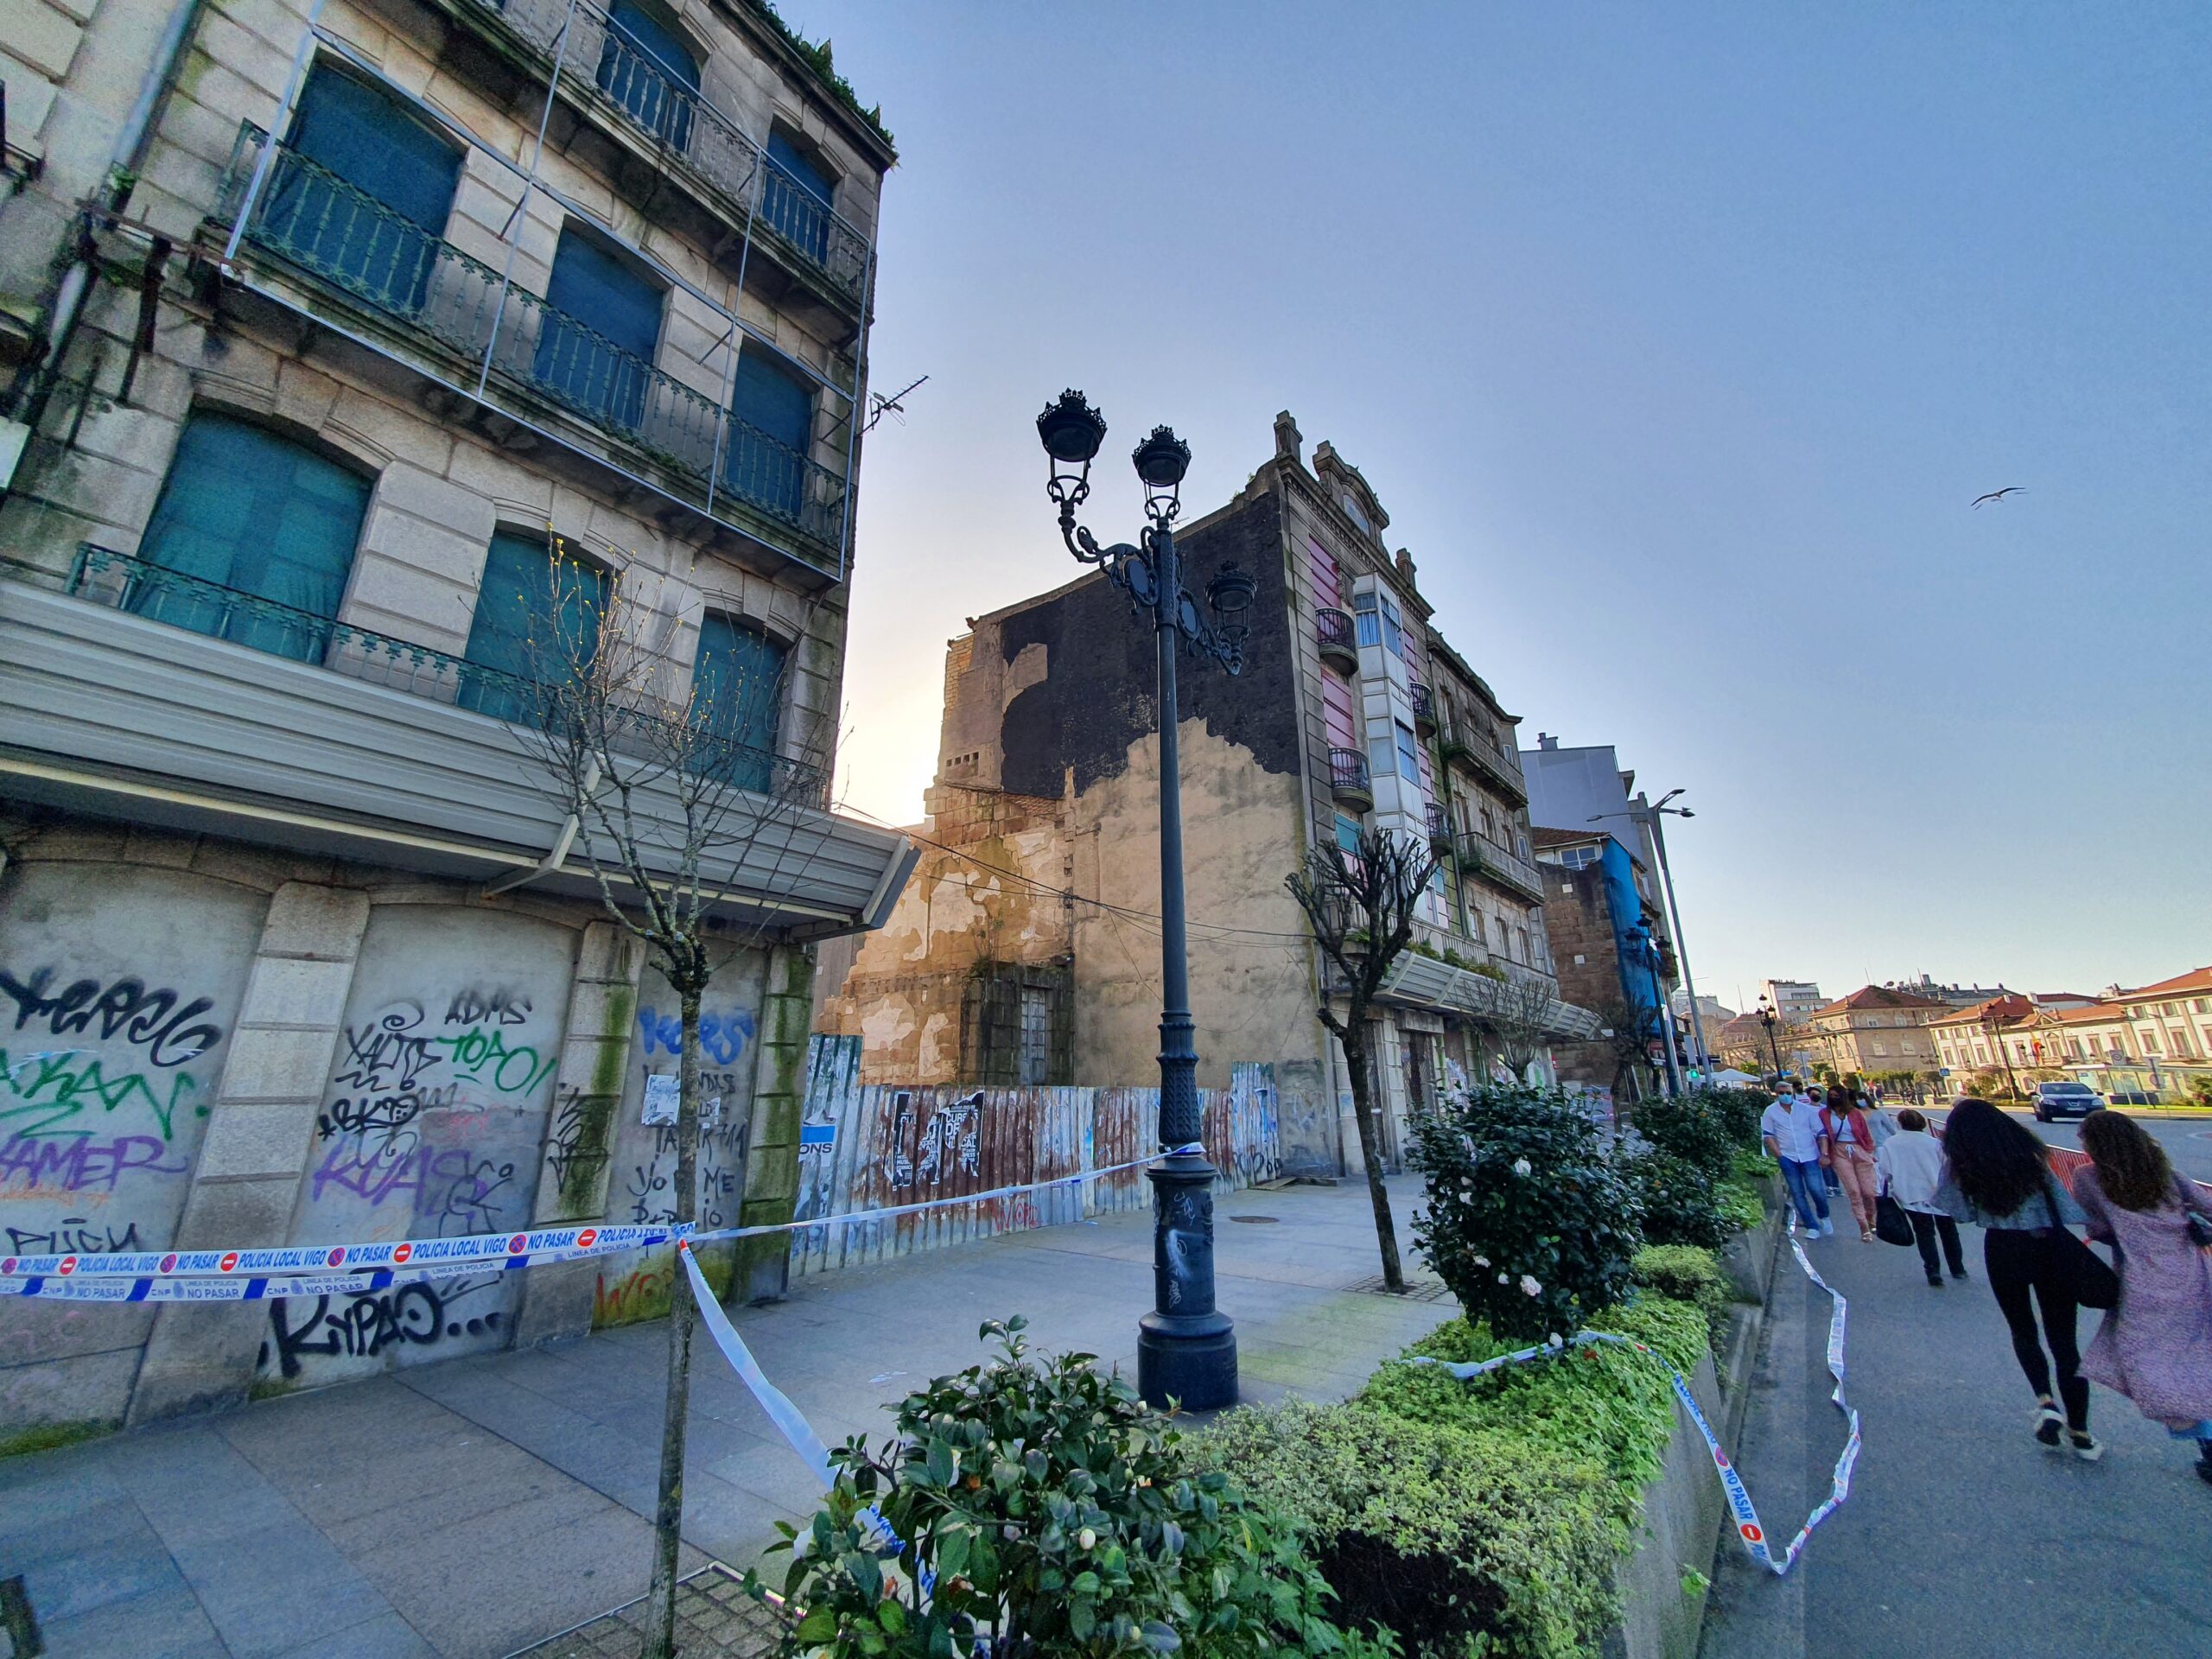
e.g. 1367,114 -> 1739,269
753,1318 -> 1386,1658
1623,1147 -> 1732,1250
1408,1085 -> 1643,1343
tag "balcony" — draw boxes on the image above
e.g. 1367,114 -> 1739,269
1424,801 -> 1453,853
1408,680 -> 1437,736
1315,607 -> 1357,671
1456,831 -> 1548,904
448,0 -> 871,317
0,552 -> 915,939
212,126 -> 847,580
1328,747 -> 1372,810
1440,728 -> 1527,804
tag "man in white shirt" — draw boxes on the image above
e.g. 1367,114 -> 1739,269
1761,1088 -> 1834,1235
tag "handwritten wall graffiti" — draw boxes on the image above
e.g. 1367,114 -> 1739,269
263,906 -> 573,1389
1,1046 -> 206,1141
6,1217 -> 144,1255
0,968 -> 223,1067
637,1005 -> 755,1066
261,1275 -> 503,1380
0,1131 -> 187,1193
886,1090 -> 984,1190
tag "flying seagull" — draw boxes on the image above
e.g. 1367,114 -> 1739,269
1971,486 -> 2025,508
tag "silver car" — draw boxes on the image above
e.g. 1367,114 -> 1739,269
2032,1081 -> 2105,1122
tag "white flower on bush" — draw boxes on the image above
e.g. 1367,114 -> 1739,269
1548,1332 -> 1563,1347
1496,1272 -> 1509,1284
1077,1528 -> 1096,1550
1472,1255 -> 1490,1268
1512,1158 -> 1533,1178
1520,1274 -> 1542,1297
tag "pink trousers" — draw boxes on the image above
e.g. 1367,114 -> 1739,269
1831,1147 -> 1878,1232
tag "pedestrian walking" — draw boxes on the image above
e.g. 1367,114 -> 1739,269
1937,1097 -> 2101,1459
1875,1108 -> 1966,1287
1823,1084 -> 1882,1240
2070,1111 -> 2212,1485
1762,1087 -> 1834,1236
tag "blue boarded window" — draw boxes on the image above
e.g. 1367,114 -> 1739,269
1394,722 -> 1421,784
533,226 -> 663,435
264,67 -> 460,315
1333,813 -> 1363,856
459,532 -> 607,725
762,131 -> 833,268
721,346 -> 812,524
693,612 -> 787,791
133,413 -> 370,662
597,0 -> 698,150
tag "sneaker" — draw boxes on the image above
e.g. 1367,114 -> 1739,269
1926,1274 -> 1944,1288
2034,1405 -> 2064,1447
2070,1432 -> 2102,1463
1821,1219 -> 1836,1237
1951,1268 -> 1970,1282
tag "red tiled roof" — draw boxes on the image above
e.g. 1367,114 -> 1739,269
2044,1002 -> 2127,1026
1812,985 -> 1950,1016
1928,993 -> 2034,1028
2114,966 -> 2212,1002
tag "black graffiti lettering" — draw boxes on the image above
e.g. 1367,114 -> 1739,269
4,1217 -> 143,1255
437,1157 -> 516,1237
263,1279 -> 499,1379
316,1081 -> 456,1148
443,988 -> 531,1027
332,1004 -> 439,1096
545,1090 -> 610,1193
0,968 -> 224,1067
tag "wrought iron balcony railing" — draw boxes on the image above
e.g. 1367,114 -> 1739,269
1328,747 -> 1372,802
1408,679 -> 1436,732
215,126 -> 847,563
1455,830 -> 1547,902
482,0 -> 870,306
1425,801 -> 1452,850
1315,607 -> 1357,666
63,545 -> 827,806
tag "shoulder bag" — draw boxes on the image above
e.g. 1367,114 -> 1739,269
1873,1191 -> 1916,1247
2043,1177 -> 2120,1310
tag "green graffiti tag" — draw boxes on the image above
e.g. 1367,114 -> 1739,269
0,1047 -> 203,1140
429,1027 -> 556,1098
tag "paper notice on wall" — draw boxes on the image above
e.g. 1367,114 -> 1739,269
643,1074 -> 722,1127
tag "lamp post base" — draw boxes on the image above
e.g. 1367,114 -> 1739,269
1136,1157 -> 1237,1410
1137,1312 -> 1237,1412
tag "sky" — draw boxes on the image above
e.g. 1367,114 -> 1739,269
794,1 -> 2210,1008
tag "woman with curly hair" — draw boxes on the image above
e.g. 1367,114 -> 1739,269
1939,1097 -> 2098,1459
2073,1110 -> 2212,1485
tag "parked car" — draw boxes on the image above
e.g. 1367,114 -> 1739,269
2031,1081 -> 2106,1121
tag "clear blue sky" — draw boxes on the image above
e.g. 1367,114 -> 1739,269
804,1 -> 2210,1006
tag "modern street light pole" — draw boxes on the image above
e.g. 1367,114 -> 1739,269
1036,390 -> 1253,1411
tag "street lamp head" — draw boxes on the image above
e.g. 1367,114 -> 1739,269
1205,561 -> 1255,622
1038,390 -> 1107,511
1132,424 -> 1191,522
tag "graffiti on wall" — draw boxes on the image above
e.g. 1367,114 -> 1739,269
259,908 -> 572,1388
886,1090 -> 984,1190
636,1005 -> 755,1067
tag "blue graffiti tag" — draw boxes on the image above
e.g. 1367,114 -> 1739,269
637,1007 -> 755,1067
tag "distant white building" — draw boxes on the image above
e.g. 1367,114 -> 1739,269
1760,980 -> 1824,1024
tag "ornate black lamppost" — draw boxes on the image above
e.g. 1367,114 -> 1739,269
1757,995 -> 1785,1082
1036,389 -> 1252,1409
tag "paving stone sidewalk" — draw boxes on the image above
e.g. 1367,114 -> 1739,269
0,1179 -> 1447,1659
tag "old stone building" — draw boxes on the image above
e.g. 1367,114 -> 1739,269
818,412 -> 1593,1177
1529,824 -> 1678,1102
1798,985 -> 1948,1081
0,0 -> 910,1433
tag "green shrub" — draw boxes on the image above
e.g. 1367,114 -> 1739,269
1631,1244 -> 1729,1353
1200,1401 -> 1622,1659
1623,1147 -> 1732,1250
1361,1297 -> 1709,1496
1409,1085 -> 1644,1342
1625,1092 -> 1737,1178
756,1318 -> 1369,1658
1715,1178 -> 1765,1236
1701,1087 -> 1768,1150
1730,1145 -> 1774,1185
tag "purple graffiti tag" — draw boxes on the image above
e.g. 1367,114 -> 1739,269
310,1144 -> 520,1230
0,1132 -> 187,1192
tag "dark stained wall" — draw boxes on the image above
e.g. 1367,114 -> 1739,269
996,489 -> 1300,798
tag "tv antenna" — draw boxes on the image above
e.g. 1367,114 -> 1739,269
863,374 -> 929,433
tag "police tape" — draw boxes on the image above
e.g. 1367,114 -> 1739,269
0,1221 -> 684,1283
1406,1218 -> 1859,1578
0,1144 -> 1205,1298
0,1230 -> 687,1303
682,1144 -> 1205,1247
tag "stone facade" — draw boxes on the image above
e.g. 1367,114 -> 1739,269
0,0 -> 899,1433
1797,985 -> 1948,1082
820,413 -> 1589,1177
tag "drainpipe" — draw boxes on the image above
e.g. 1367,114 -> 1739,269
5,0 -> 206,435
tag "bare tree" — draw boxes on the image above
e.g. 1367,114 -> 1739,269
496,541 -> 834,1659
1593,997 -> 1662,1103
1285,825 -> 1441,1293
1478,969 -> 1563,1081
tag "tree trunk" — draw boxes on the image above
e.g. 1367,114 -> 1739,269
641,993 -> 703,1659
1341,1018 -> 1403,1291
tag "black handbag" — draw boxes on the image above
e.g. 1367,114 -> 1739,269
1873,1193 -> 1915,1247
2044,1178 -> 2120,1310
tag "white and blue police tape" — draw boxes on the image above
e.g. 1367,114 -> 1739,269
682,1143 -> 1205,1247
1408,1218 -> 1859,1578
0,1220 -> 683,1282
1,1228 -> 687,1302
